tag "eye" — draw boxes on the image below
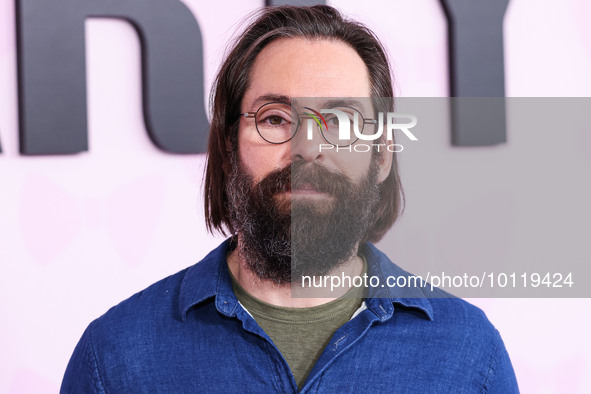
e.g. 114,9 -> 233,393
326,115 -> 339,126
256,104 -> 292,128
267,115 -> 287,126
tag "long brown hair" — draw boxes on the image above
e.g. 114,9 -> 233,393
204,5 -> 404,243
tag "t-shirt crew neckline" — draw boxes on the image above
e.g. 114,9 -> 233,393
228,255 -> 367,324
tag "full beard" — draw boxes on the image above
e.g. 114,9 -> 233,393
226,153 -> 380,285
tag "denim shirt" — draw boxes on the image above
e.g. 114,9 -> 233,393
61,239 -> 519,393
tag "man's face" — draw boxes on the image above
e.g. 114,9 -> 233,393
228,38 -> 392,283
239,37 -> 390,188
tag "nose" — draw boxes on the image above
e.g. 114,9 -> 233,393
290,116 -> 327,163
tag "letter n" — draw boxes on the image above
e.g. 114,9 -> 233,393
16,0 -> 208,155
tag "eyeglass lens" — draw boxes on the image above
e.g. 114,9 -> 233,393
254,102 -> 371,146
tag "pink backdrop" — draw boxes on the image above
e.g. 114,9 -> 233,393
1,0 -> 590,392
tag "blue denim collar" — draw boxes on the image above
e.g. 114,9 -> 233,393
361,243 -> 434,321
179,238 -> 434,322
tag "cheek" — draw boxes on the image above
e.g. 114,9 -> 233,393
238,136 -> 291,182
331,149 -> 373,181
237,132 -> 262,175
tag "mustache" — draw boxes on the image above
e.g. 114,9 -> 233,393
256,161 -> 353,197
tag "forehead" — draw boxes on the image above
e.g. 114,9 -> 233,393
242,38 -> 371,110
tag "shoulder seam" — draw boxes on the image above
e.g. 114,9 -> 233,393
88,321 -> 108,394
481,329 -> 502,393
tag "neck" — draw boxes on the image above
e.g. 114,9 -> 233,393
227,241 -> 364,308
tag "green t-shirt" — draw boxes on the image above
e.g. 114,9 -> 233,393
230,259 -> 366,390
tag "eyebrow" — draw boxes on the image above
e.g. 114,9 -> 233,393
248,96 -> 370,112
251,94 -> 291,110
321,99 -> 367,110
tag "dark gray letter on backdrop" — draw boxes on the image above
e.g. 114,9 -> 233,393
16,0 -> 207,155
440,0 -> 510,146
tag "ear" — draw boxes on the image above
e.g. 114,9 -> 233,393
376,147 -> 393,184
221,136 -> 234,175
225,135 -> 233,154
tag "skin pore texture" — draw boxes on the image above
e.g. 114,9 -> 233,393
227,38 -> 393,308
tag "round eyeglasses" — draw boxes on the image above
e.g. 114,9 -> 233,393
241,102 -> 378,147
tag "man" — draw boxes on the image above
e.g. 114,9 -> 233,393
62,5 -> 518,393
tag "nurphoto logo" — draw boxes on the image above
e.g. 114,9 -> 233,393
299,98 -> 418,152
